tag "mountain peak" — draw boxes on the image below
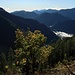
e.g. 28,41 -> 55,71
33,9 -> 58,14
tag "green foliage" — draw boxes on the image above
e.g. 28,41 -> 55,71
0,29 -> 75,74
8,48 -> 14,68
0,71 -> 4,75
0,53 -> 7,73
39,45 -> 53,63
14,29 -> 53,74
48,36 -> 75,67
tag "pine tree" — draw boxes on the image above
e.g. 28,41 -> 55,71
0,52 -> 7,73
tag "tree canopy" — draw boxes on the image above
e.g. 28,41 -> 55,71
14,29 -> 53,74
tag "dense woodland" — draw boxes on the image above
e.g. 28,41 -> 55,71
0,29 -> 75,75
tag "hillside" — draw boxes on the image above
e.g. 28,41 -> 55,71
0,15 -> 16,51
0,8 -> 58,49
52,20 -> 75,34
58,8 -> 75,20
35,13 -> 71,27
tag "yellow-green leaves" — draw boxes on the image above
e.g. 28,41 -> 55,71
15,29 -> 25,49
14,29 -> 53,73
39,45 -> 53,63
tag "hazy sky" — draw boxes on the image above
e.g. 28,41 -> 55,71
0,0 -> 75,12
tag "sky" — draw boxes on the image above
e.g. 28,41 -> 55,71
0,0 -> 75,12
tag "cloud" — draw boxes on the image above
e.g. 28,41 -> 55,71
4,7 -> 12,12
0,6 -> 13,12
53,31 -> 73,38
51,7 -> 67,10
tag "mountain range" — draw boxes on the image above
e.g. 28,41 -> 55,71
32,9 -> 58,14
1,7 -> 75,52
35,13 -> 71,27
12,8 -> 75,27
12,8 -> 75,20
11,8 -> 75,35
0,7 -> 58,51
12,10 -> 39,19
58,8 -> 75,20
32,8 -> 75,20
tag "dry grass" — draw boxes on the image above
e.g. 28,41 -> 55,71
39,61 -> 75,75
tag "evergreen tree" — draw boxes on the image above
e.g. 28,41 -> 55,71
8,48 -> 14,68
0,53 -> 7,73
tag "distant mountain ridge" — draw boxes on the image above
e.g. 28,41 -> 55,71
11,8 -> 75,20
12,10 -> 39,19
12,11 -> 71,27
57,8 -> 75,20
11,8 -> 75,35
12,8 -> 75,27
32,9 -> 58,14
35,12 -> 71,27
32,8 -> 75,20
